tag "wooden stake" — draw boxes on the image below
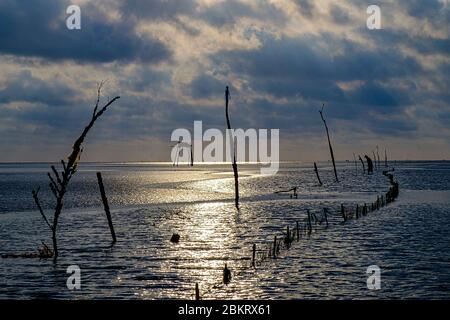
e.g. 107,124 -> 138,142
307,210 -> 312,234
225,86 -> 239,210
385,148 -> 388,167
319,105 -> 339,183
314,162 -> 323,186
96,172 -> 116,243
195,283 -> 200,300
341,204 -> 346,222
296,221 -> 300,240
252,244 -> 256,267
273,236 -> 277,258
286,226 -> 290,246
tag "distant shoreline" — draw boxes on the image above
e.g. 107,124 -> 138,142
0,159 -> 449,165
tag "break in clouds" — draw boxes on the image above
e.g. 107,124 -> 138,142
0,0 -> 449,161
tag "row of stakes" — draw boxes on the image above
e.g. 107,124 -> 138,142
194,174 -> 399,299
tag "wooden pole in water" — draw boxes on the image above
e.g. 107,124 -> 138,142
286,226 -> 290,246
252,244 -> 256,267
385,148 -> 388,167
314,162 -> 323,186
356,204 -> 359,219
225,86 -> 239,210
307,210 -> 312,234
273,236 -> 277,258
96,172 -> 116,243
319,104 -> 339,183
341,204 -> 346,222
195,283 -> 200,300
296,221 -> 300,240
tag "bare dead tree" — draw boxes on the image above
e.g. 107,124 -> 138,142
319,104 -> 338,183
225,86 -> 239,210
32,82 -> 120,263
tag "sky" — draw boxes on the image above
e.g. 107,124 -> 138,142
0,0 -> 449,162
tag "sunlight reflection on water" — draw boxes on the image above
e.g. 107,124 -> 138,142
1,161 -> 450,299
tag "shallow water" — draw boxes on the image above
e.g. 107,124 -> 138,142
0,161 -> 449,299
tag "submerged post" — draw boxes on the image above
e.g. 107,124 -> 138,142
195,283 -> 200,300
307,210 -> 312,234
296,221 -> 300,240
96,172 -> 116,243
252,244 -> 256,267
273,236 -> 277,258
313,162 -> 323,186
341,204 -> 346,222
319,104 -> 339,183
225,86 -> 239,210
385,148 -> 388,167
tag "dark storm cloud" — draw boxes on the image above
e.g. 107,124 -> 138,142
293,0 -> 316,18
205,29 -> 430,135
119,67 -> 171,92
0,0 -> 171,63
213,34 -> 422,97
118,0 -> 196,20
197,0 -> 286,28
190,74 -> 224,99
0,70 -> 79,106
403,0 -> 445,18
329,4 -> 351,24
1,0 -> 449,161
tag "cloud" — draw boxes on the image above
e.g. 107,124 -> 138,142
0,70 -> 79,106
0,0 -> 449,161
0,0 -> 171,63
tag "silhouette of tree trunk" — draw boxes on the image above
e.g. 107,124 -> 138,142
225,86 -> 239,210
32,82 -> 120,263
319,104 -> 338,183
